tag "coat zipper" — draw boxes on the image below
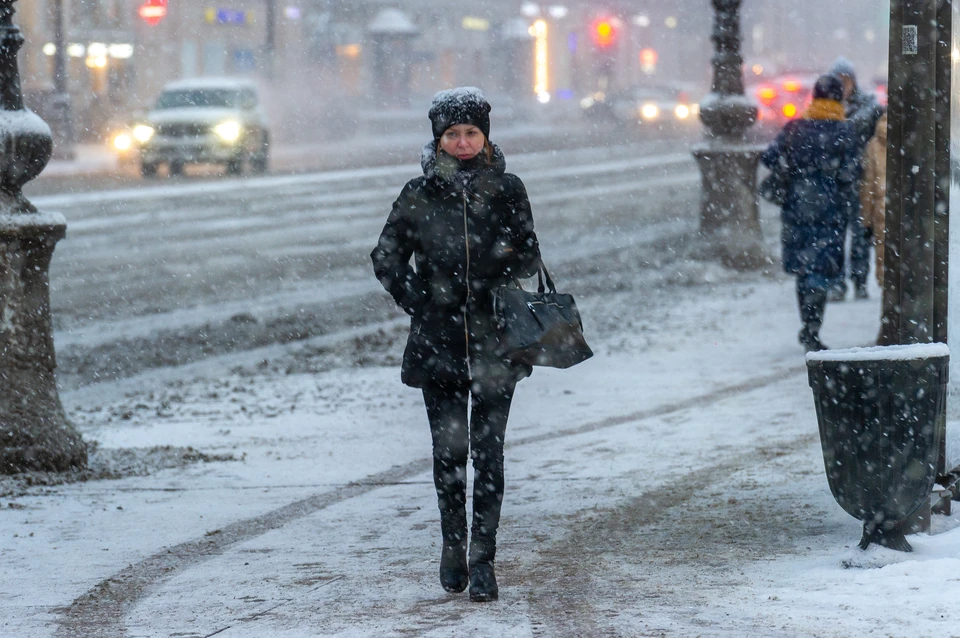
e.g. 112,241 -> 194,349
462,190 -> 472,382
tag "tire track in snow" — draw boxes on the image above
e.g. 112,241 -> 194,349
54,365 -> 803,638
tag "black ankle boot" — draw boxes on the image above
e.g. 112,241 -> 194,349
468,540 -> 498,602
439,542 -> 468,593
799,329 -> 828,352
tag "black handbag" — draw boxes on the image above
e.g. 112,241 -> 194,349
491,263 -> 593,369
759,129 -> 795,207
759,168 -> 790,206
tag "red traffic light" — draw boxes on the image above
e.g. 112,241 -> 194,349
591,17 -> 618,48
138,0 -> 168,26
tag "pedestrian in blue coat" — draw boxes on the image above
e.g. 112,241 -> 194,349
762,75 -> 859,351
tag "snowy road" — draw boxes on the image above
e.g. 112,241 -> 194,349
41,136 -> 701,390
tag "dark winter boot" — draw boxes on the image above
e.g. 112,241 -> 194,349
798,329 -> 828,352
439,541 -> 468,593
798,283 -> 828,352
438,504 -> 468,593
828,284 -> 846,303
854,282 -> 869,300
468,538 -> 498,602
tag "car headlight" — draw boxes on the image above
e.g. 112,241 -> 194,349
113,132 -> 132,151
641,103 -> 660,120
132,124 -> 154,143
214,120 -> 242,143
674,104 -> 691,120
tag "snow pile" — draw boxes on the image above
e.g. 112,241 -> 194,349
431,86 -> 487,110
0,109 -> 52,138
807,342 -> 950,362
0,210 -> 66,230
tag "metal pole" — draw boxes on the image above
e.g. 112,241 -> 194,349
265,0 -> 275,77
52,0 -> 65,93
881,0 -> 949,347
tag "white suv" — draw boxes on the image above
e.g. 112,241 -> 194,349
138,77 -> 270,178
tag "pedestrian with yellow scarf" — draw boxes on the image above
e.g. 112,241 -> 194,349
761,74 -> 860,352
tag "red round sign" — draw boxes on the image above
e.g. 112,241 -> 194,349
138,0 -> 168,26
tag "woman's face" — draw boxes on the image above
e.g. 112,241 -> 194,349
439,124 -> 485,161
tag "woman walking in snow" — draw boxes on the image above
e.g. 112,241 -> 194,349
371,88 -> 541,602
762,74 -> 859,352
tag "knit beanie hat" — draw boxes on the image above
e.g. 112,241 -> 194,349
813,74 -> 844,102
828,56 -> 858,84
428,87 -> 491,142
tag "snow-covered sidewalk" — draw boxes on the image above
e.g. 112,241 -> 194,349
3,268 -> 960,637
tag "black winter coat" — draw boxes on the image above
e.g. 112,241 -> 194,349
371,143 -> 541,389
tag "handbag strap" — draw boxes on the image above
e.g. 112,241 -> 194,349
537,260 -> 558,294
507,258 -> 558,294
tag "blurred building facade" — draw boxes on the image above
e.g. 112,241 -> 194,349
14,0 -> 889,141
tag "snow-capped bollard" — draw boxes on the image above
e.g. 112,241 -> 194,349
806,343 -> 949,552
0,0 -> 86,474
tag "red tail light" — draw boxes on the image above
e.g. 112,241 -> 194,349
782,80 -> 802,93
757,86 -> 777,105
782,103 -> 798,118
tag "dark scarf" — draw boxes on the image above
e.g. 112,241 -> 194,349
420,142 -> 506,192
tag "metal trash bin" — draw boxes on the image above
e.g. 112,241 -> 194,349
807,343 -> 949,551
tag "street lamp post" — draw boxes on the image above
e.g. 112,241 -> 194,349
692,0 -> 766,270
52,0 -> 65,92
49,0 -> 73,158
264,0 -> 276,78
0,0 -> 86,474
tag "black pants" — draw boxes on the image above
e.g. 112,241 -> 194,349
833,217 -> 873,292
422,379 -> 515,548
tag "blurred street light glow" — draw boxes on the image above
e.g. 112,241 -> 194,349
462,16 -> 490,31
521,2 -> 540,17
108,44 -> 134,59
532,19 -> 549,99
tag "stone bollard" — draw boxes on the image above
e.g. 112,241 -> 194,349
0,0 -> 85,473
693,0 -> 767,271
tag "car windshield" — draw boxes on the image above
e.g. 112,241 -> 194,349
154,89 -> 242,109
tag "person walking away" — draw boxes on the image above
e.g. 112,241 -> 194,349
859,112 -> 887,288
826,57 -> 885,301
371,87 -> 541,602
762,75 -> 859,352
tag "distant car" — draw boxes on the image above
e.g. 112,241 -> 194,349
750,74 -> 818,130
137,77 -> 270,178
580,83 -> 700,128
